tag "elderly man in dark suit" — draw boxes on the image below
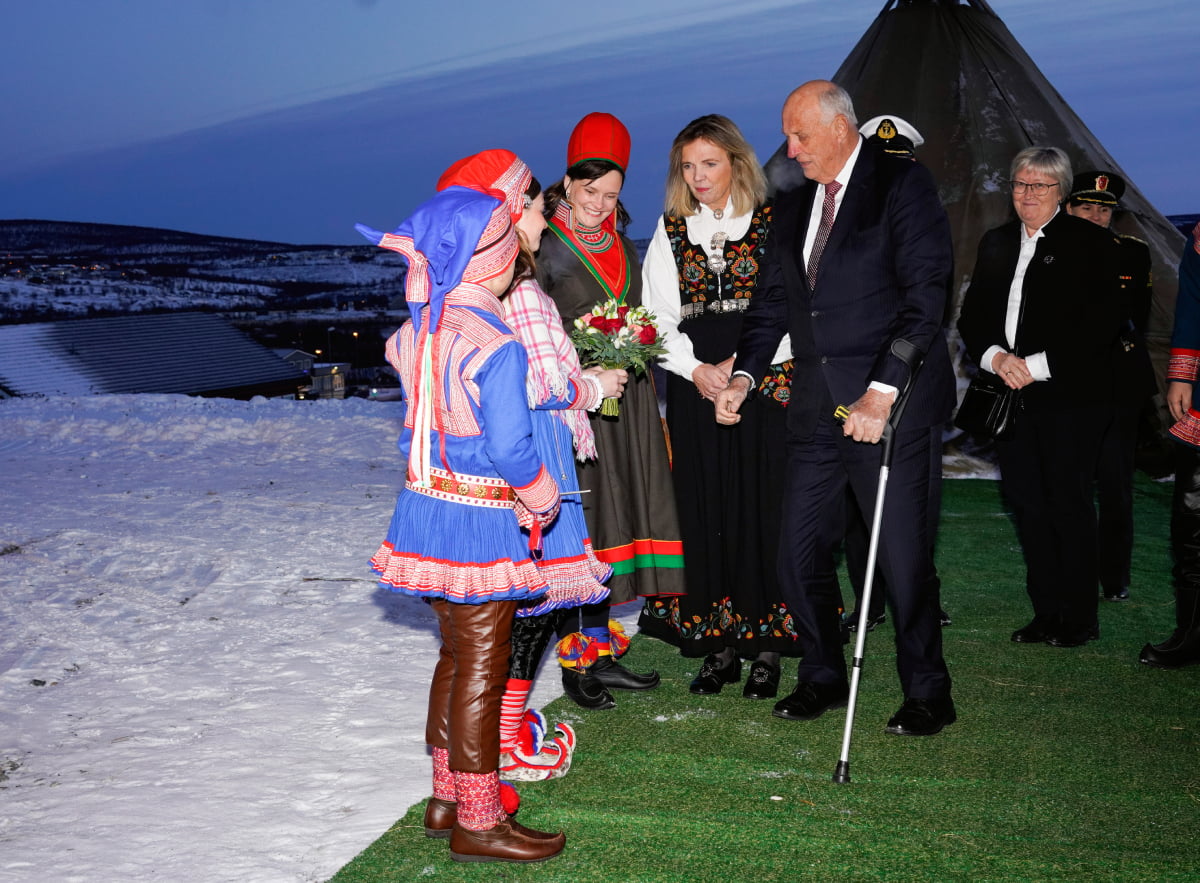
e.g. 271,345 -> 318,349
715,80 -> 955,736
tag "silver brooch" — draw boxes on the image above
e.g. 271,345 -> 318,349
707,232 -> 728,274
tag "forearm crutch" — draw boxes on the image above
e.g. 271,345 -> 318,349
832,339 -> 924,785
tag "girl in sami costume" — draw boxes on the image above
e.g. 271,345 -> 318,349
536,112 -> 686,709
361,185 -> 564,864
435,149 -> 628,779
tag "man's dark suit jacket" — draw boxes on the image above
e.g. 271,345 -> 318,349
734,145 -> 955,436
957,211 -> 1122,414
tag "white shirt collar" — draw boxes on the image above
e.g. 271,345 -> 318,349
1021,206 -> 1059,243
829,135 -> 863,192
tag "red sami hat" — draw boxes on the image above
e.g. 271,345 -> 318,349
567,112 -> 631,173
436,149 -> 532,223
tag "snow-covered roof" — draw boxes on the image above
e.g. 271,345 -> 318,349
0,312 -> 304,398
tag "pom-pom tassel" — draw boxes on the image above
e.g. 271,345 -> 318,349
555,632 -> 600,671
499,780 -> 521,816
608,619 -> 631,658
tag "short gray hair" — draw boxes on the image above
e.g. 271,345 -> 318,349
816,82 -> 858,129
1011,146 -> 1072,199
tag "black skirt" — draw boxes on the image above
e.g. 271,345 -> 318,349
639,371 -> 798,656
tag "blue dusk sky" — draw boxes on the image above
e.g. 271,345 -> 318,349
1,0 -> 1194,243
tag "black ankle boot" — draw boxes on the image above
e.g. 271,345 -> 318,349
589,655 -> 660,690
1139,588 -> 1200,669
561,667 -> 616,709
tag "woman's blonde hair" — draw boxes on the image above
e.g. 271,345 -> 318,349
664,114 -> 767,218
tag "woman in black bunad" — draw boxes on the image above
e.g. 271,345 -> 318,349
536,112 -> 686,709
636,114 -> 797,699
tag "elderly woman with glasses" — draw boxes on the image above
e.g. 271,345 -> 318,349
957,146 -> 1124,649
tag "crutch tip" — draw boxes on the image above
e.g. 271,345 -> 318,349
832,761 -> 851,784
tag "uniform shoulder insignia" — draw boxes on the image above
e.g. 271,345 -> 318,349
1116,232 -> 1148,246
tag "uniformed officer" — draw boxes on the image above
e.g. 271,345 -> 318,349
1065,170 -> 1156,601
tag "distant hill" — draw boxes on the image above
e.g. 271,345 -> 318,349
0,219 -> 300,256
0,219 -> 407,323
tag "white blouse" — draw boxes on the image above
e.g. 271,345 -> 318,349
642,198 -> 792,382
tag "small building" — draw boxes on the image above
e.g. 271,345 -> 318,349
274,348 -> 317,375
305,362 -> 352,399
0,311 -> 305,399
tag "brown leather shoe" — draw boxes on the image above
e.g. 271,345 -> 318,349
449,820 -> 565,863
423,797 -> 456,839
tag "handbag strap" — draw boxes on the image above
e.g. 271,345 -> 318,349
1011,287 -> 1028,358
1010,258 -> 1032,358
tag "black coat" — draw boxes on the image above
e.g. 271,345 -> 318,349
734,146 -> 956,440
957,211 -> 1123,414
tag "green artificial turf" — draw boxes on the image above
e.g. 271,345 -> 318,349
329,476 -> 1199,882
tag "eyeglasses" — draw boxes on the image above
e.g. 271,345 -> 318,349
1010,180 -> 1060,196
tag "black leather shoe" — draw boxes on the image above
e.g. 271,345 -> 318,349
771,680 -> 849,721
844,611 -> 886,634
1139,632 -> 1200,669
885,696 -> 956,736
689,653 -> 741,695
742,660 -> 781,700
1103,586 -> 1130,601
1011,620 -> 1053,644
1047,623 -> 1100,648
589,655 -> 660,690
561,667 -> 615,709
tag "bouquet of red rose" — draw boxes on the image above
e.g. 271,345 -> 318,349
570,297 -> 666,416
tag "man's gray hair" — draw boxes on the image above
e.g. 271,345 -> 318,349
817,82 -> 858,129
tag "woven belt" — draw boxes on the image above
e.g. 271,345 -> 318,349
406,468 -> 515,509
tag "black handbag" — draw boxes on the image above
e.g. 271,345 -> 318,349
954,371 -> 1021,439
955,289 -> 1026,440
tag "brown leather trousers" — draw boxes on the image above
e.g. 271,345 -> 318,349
426,598 -> 518,774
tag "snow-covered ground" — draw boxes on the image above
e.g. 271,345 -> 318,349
0,394 -> 626,883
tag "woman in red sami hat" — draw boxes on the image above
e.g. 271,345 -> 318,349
437,148 -> 629,775
537,112 -> 687,709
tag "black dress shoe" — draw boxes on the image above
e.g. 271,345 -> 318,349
771,680 -> 849,721
689,653 -> 741,695
1047,623 -> 1100,648
742,660 -> 781,700
589,655 -> 660,690
844,611 -> 886,634
1139,631 -> 1200,669
1103,586 -> 1130,601
1011,620 -> 1053,644
885,696 -> 956,736
561,667 -> 615,709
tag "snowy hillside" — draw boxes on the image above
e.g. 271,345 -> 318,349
0,220 -> 407,322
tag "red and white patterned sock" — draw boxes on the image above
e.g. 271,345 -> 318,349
454,770 -> 503,831
431,746 -> 454,802
499,678 -> 533,752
